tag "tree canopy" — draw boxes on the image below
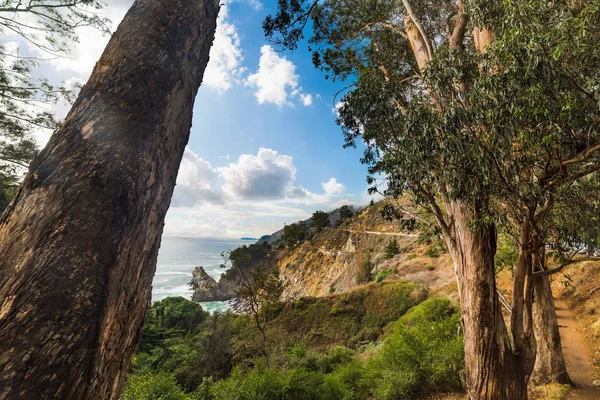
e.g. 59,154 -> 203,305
264,0 -> 600,397
311,210 -> 330,232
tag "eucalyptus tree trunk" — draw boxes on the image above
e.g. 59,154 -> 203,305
0,0 -> 219,398
402,7 -> 528,395
531,248 -> 571,385
511,215 -> 537,381
444,200 -> 528,400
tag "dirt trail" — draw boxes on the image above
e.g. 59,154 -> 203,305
346,229 -> 419,237
555,299 -> 600,400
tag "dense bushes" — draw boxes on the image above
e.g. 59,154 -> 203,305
366,298 -> 464,398
122,297 -> 464,400
131,301 -> 237,391
122,373 -> 190,400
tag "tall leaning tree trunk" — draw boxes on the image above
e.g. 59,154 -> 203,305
403,8 -> 527,397
531,248 -> 571,385
444,200 -> 528,400
0,0 -> 219,398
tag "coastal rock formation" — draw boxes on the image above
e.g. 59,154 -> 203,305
190,267 -> 234,302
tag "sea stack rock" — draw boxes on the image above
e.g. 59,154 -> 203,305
190,267 -> 231,302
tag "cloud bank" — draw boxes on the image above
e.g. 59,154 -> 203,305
166,147 -> 351,238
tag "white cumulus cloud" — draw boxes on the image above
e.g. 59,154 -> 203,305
203,4 -> 245,93
246,45 -> 315,107
165,147 -> 358,238
300,93 -> 313,106
218,147 -> 303,200
171,148 -> 223,207
246,45 -> 299,106
322,177 -> 345,195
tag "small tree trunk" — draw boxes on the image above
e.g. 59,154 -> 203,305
445,200 -> 527,400
0,0 -> 219,398
531,248 -> 571,385
511,216 -> 537,380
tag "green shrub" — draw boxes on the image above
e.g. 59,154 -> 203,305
375,268 -> 394,283
383,240 -> 400,260
146,297 -> 207,333
199,365 -> 325,400
426,265 -> 435,271
424,247 -> 440,258
408,253 -> 417,260
121,373 -> 190,400
495,232 -> 518,272
365,298 -> 464,399
293,298 -> 306,309
348,327 -> 380,348
322,360 -> 368,400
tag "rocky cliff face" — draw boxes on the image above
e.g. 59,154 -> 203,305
190,267 -> 235,302
276,201 -> 455,300
190,201 -> 455,305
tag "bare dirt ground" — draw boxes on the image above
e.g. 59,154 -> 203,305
556,299 -> 600,400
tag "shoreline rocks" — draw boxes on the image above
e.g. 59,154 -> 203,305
189,266 -> 234,302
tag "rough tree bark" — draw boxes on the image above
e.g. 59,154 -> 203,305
511,214 -> 537,382
444,200 -> 528,400
531,248 -> 571,385
402,5 -> 528,395
0,0 -> 219,398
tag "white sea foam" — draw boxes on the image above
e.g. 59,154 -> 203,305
151,237 -> 247,308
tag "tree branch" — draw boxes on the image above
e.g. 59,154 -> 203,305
533,257 -> 600,277
449,0 -> 466,49
561,144 -> 600,167
401,0 -> 433,61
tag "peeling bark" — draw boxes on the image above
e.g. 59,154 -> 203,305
403,17 -> 432,71
511,215 -> 537,381
531,248 -> 571,385
0,0 -> 219,398
473,27 -> 496,53
444,200 -> 527,400
401,7 -> 527,397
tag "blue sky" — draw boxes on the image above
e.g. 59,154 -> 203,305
5,0 -> 380,238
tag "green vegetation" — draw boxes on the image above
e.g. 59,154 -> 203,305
123,296 -> 463,400
339,205 -> 354,223
220,242 -> 272,283
283,222 -> 308,250
0,0 -> 110,211
122,373 -> 189,400
367,298 -> 464,399
495,232 -> 518,272
311,211 -> 331,232
375,268 -> 394,283
424,247 -> 440,259
383,239 -> 400,260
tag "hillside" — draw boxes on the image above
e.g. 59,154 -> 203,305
123,282 -> 465,400
277,201 -> 454,300
191,201 -> 456,304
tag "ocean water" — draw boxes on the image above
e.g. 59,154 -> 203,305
152,236 -> 248,312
